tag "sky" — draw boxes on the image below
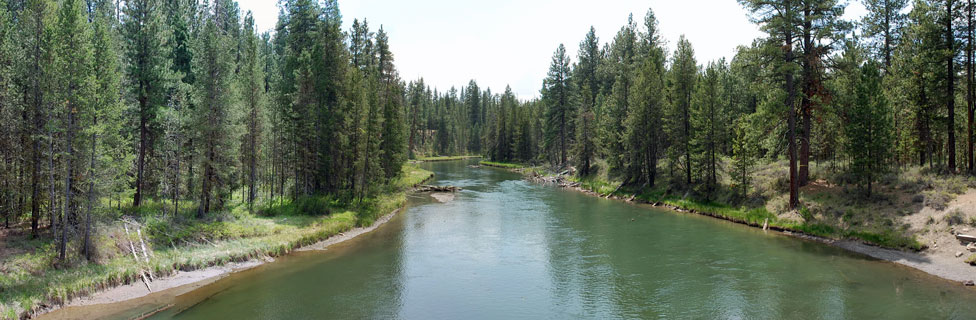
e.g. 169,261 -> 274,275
238,0 -> 866,100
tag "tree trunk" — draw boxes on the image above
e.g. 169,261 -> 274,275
85,112 -> 97,261
968,0 -> 974,173
799,6 -> 812,187
248,105 -> 257,207
186,138 -> 194,199
134,95 -> 147,207
61,109 -> 75,263
28,14 -> 43,237
174,135 -> 180,217
884,0 -> 893,70
919,72 -> 930,167
949,0 -> 957,172
786,5 -> 799,210
30,112 -> 40,237
684,95 -> 692,186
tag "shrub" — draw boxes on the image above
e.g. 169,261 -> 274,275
944,210 -> 965,226
799,206 -> 814,222
260,196 -> 335,217
922,190 -> 952,210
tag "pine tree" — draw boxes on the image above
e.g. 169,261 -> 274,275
624,27 -> 667,187
691,60 -> 727,196
20,0 -> 55,237
194,12 -> 238,215
600,18 -> 637,176
891,1 -> 941,167
940,0 -> 961,172
542,44 -> 574,167
574,27 -> 600,176
862,0 -> 909,70
798,0 -> 846,186
574,83 -> 596,176
731,118 -> 755,199
240,12 -> 264,208
122,0 -> 171,207
376,27 -> 407,181
739,0 -> 803,209
669,36 -> 698,186
53,0 -> 96,262
967,0 -> 975,174
0,0 -> 18,230
839,41 -> 892,196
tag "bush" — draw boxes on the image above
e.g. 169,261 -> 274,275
260,196 -> 336,217
944,210 -> 965,226
799,206 -> 814,222
922,190 -> 952,210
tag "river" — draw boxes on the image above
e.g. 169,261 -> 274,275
48,160 -> 976,319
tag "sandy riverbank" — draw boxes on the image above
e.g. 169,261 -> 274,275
36,207 -> 406,318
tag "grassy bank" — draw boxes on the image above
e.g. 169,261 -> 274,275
479,161 -> 525,169
490,159 -> 937,251
0,165 -> 432,319
415,155 -> 481,162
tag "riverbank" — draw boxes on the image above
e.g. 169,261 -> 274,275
50,206 -> 408,315
414,155 -> 481,162
482,160 -> 976,285
1,165 -> 434,320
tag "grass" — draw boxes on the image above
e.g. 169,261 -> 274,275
568,175 -> 620,195
479,161 -> 525,169
0,164 -> 432,319
415,155 -> 481,162
484,159 -> 926,251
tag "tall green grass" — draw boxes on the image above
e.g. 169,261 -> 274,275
479,161 -> 524,169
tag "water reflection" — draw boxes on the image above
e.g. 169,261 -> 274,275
43,159 -> 976,319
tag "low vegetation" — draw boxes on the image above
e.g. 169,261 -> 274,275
0,165 -> 431,319
479,161 -> 525,169
415,155 -> 481,162
507,159 -> 961,251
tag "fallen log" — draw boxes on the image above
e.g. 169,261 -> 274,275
605,184 -> 623,198
416,185 -> 462,192
956,234 -> 976,243
124,224 -> 153,292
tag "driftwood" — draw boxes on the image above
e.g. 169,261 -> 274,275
137,228 -> 151,262
416,185 -> 462,192
136,228 -> 156,281
124,223 -> 154,291
956,234 -> 976,243
605,184 -> 623,198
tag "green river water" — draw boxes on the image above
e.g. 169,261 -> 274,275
48,160 -> 976,319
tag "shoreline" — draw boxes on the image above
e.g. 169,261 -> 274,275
510,167 -> 976,286
597,186 -> 975,285
34,206 -> 410,319
20,167 -> 435,320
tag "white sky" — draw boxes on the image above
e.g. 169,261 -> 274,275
239,0 -> 866,100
